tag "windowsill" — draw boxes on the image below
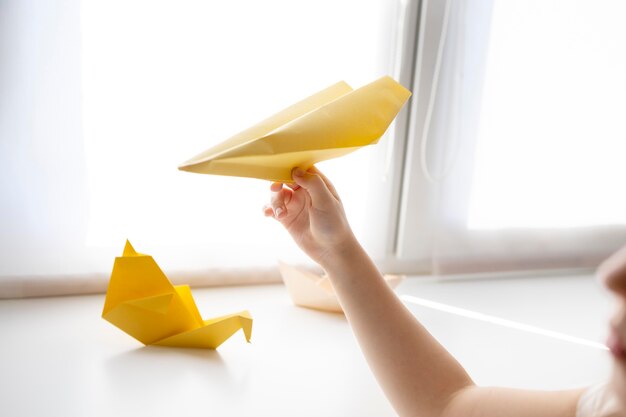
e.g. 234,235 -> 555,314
399,272 -> 612,389
0,273 -> 612,416
0,267 -> 283,299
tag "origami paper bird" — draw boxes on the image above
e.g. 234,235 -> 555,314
178,76 -> 411,182
278,261 -> 404,313
102,241 -> 252,349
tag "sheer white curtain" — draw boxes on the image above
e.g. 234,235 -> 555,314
0,0 -> 401,297
397,0 -> 626,275
0,1 -> 88,278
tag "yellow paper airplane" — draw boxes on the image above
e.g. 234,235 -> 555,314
178,76 -> 412,182
278,261 -> 404,313
102,241 -> 252,349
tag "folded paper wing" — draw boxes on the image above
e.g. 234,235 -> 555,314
154,311 -> 252,349
102,240 -> 252,349
278,261 -> 404,313
178,76 -> 412,182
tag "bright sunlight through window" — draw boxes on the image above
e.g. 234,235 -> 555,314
81,0 -> 391,268
468,0 -> 626,230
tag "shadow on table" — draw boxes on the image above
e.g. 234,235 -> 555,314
102,344 -> 237,387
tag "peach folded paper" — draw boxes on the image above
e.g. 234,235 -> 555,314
178,76 -> 411,182
278,261 -> 404,313
102,241 -> 252,349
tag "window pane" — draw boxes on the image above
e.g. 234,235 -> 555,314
468,0 -> 626,230
81,0 -> 394,269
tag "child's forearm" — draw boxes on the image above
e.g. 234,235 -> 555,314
321,238 -> 474,417
268,169 -> 583,417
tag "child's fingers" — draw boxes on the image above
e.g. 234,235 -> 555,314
291,167 -> 335,209
307,166 -> 340,201
285,182 -> 301,191
270,185 -> 294,219
282,186 -> 294,206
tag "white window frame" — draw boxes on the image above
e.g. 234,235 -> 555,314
379,0 -> 626,276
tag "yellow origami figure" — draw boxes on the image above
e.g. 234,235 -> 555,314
102,241 -> 252,349
178,76 -> 411,182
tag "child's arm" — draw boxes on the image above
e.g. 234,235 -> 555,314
265,167 -> 583,417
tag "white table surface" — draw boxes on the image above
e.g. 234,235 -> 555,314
0,273 -> 614,417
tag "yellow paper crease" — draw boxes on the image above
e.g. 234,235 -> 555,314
102,241 -> 252,349
178,76 -> 411,182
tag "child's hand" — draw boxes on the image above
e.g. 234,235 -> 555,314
263,166 -> 357,268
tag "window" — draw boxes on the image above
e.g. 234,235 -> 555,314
0,0 -> 402,287
80,0 -> 401,273
468,0 -> 626,230
3,0 -> 624,297
394,0 -> 626,274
